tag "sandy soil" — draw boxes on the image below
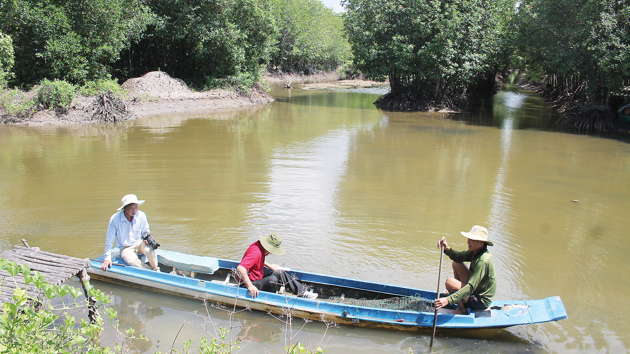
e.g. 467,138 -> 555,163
300,79 -> 388,90
264,70 -> 340,85
0,71 -> 274,126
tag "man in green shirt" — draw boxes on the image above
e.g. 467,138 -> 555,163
435,225 -> 496,315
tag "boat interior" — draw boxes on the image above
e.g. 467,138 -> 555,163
157,261 -> 438,312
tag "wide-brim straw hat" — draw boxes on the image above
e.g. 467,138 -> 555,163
460,225 -> 493,246
117,194 -> 145,211
259,233 -> 285,255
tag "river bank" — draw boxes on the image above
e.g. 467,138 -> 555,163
516,73 -> 630,134
0,71 -> 277,126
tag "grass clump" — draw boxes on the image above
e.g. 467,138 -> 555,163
204,72 -> 262,95
36,78 -> 75,110
79,78 -> 127,98
0,88 -> 36,116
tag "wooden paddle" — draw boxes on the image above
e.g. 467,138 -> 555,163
429,243 -> 444,350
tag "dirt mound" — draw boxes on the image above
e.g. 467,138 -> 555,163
122,71 -> 192,98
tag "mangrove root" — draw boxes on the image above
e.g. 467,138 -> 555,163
89,91 -> 130,123
557,104 -> 628,133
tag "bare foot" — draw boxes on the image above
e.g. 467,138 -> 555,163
451,308 -> 469,315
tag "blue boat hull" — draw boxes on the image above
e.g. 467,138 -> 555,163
88,250 -> 567,331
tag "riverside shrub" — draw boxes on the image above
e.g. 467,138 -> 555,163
0,31 -> 14,87
79,78 -> 127,98
0,89 -> 36,116
205,72 -> 261,94
37,79 -> 75,110
0,258 -> 125,353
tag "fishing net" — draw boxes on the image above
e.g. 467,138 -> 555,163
326,295 -> 434,312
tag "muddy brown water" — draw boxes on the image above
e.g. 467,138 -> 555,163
1,84 -> 629,353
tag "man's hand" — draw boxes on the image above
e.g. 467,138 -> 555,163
267,263 -> 279,271
238,265 -> 259,298
144,239 -> 149,245
437,237 -> 450,251
435,297 -> 449,310
247,285 -> 259,298
101,259 -> 112,271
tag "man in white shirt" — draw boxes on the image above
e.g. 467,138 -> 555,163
101,194 -> 159,271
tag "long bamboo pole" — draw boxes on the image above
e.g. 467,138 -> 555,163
429,243 -> 444,350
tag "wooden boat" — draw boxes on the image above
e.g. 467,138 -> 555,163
88,249 -> 567,331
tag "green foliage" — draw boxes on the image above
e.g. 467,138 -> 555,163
0,89 -> 36,116
343,0 -> 516,109
36,79 -> 75,110
116,0 -> 277,88
205,72 -> 262,94
286,342 -> 326,354
156,323 -> 243,354
0,257 -> 128,353
337,62 -> 361,80
0,0 -> 156,86
79,78 -> 127,98
2,0 -> 351,92
268,0 -> 351,73
590,1 -> 630,89
513,0 -> 630,102
0,31 -> 14,87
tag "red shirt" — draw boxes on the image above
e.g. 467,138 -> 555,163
239,241 -> 266,281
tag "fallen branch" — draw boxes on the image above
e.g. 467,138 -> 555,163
89,90 -> 130,123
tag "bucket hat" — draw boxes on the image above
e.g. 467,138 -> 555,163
117,194 -> 145,211
460,225 -> 493,246
259,233 -> 285,255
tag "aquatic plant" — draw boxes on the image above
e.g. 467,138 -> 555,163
0,258 -> 139,353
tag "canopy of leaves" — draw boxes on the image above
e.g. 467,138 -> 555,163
0,31 -> 14,86
343,0 -> 515,109
514,0 -> 630,101
268,0 -> 351,73
0,0 -> 155,87
113,0 -> 277,88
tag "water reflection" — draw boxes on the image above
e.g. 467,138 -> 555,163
88,280 -> 536,354
247,128 -> 351,264
1,84 -> 630,352
486,90 -> 525,300
458,84 -> 560,131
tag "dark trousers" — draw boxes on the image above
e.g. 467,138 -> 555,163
249,269 -> 304,295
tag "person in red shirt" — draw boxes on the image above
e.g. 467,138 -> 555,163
237,233 -> 317,299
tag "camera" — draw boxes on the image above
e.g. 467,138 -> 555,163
142,231 -> 160,250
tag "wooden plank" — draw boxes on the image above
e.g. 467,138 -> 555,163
0,269 -> 70,284
0,253 -> 80,272
2,249 -> 90,269
0,254 -> 84,276
0,273 -> 66,285
0,263 -> 77,281
0,245 -> 89,311
0,253 -> 88,272
2,252 -> 78,267
11,246 -> 91,267
0,284 -> 40,294
0,280 -> 41,295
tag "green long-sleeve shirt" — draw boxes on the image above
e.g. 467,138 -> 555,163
445,246 -> 496,308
